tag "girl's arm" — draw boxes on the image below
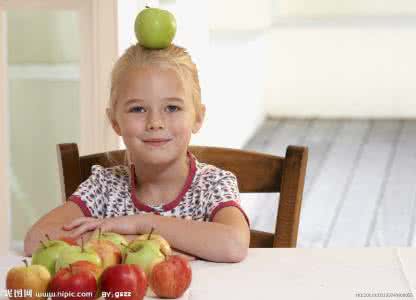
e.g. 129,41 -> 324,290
137,208 -> 249,262
24,201 -> 92,256
64,207 -> 250,263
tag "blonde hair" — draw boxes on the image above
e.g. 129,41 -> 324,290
106,43 -> 202,166
108,43 -> 202,122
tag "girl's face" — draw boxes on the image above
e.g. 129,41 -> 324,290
110,65 -> 204,165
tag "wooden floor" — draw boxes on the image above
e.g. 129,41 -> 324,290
242,118 -> 416,247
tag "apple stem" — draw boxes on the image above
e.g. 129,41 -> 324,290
40,240 -> 47,249
69,264 -> 73,275
148,227 -> 155,240
22,259 -> 28,267
98,228 -> 102,240
81,236 -> 84,252
145,5 -> 150,9
120,242 -> 134,252
45,234 -> 51,241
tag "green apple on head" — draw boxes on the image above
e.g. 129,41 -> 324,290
55,236 -> 102,273
31,234 -> 72,276
135,6 -> 177,49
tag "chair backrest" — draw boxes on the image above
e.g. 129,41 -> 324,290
57,143 -> 308,248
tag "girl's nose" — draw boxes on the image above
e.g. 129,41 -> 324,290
146,113 -> 164,130
147,122 -> 164,130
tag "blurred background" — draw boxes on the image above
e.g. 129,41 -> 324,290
1,0 -> 416,251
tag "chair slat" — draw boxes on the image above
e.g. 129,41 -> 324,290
80,150 -> 126,182
56,144 -> 81,201
189,146 -> 284,193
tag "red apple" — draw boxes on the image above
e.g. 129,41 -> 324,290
69,260 -> 104,299
69,260 -> 103,281
49,264 -> 97,300
6,259 -> 51,300
149,255 -> 192,298
85,239 -> 122,269
100,264 -> 147,300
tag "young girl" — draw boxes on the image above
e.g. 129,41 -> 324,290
24,44 -> 250,263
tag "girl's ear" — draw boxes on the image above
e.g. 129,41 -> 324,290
192,104 -> 206,134
106,108 -> 122,136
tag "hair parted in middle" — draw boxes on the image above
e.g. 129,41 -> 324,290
108,43 -> 203,123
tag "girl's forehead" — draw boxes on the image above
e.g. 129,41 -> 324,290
117,65 -> 189,102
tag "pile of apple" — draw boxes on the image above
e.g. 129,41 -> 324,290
6,229 -> 192,300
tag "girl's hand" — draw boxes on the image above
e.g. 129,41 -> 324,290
62,215 -> 140,239
62,217 -> 102,239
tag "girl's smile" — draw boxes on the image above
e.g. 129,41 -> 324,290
143,139 -> 172,147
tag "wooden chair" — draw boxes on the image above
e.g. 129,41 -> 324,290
57,143 -> 308,248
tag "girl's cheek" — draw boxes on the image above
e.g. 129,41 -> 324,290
172,119 -> 193,132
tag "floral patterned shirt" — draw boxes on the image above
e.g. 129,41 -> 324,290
69,151 -> 250,226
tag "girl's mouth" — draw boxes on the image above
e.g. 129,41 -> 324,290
143,139 -> 171,147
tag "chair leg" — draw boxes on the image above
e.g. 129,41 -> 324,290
274,145 -> 308,248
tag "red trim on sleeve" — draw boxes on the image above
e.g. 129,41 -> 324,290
209,200 -> 250,228
68,195 -> 93,217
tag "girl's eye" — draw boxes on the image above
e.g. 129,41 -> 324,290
166,105 -> 180,112
129,106 -> 145,113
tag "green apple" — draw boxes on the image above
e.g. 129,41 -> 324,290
135,6 -> 176,49
124,240 -> 165,277
31,238 -> 72,276
89,231 -> 128,254
130,232 -> 172,256
55,245 -> 102,273
7,259 -> 51,300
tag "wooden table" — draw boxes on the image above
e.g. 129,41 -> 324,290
1,248 -> 416,300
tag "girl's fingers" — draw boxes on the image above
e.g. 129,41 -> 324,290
68,220 -> 102,238
62,217 -> 95,230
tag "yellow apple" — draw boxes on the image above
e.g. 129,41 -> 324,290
6,259 -> 50,300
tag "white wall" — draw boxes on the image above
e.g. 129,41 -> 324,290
265,18 -> 416,118
191,31 -> 267,148
277,0 -> 416,16
117,1 -> 140,56
193,0 -> 270,148
208,0 -> 272,31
